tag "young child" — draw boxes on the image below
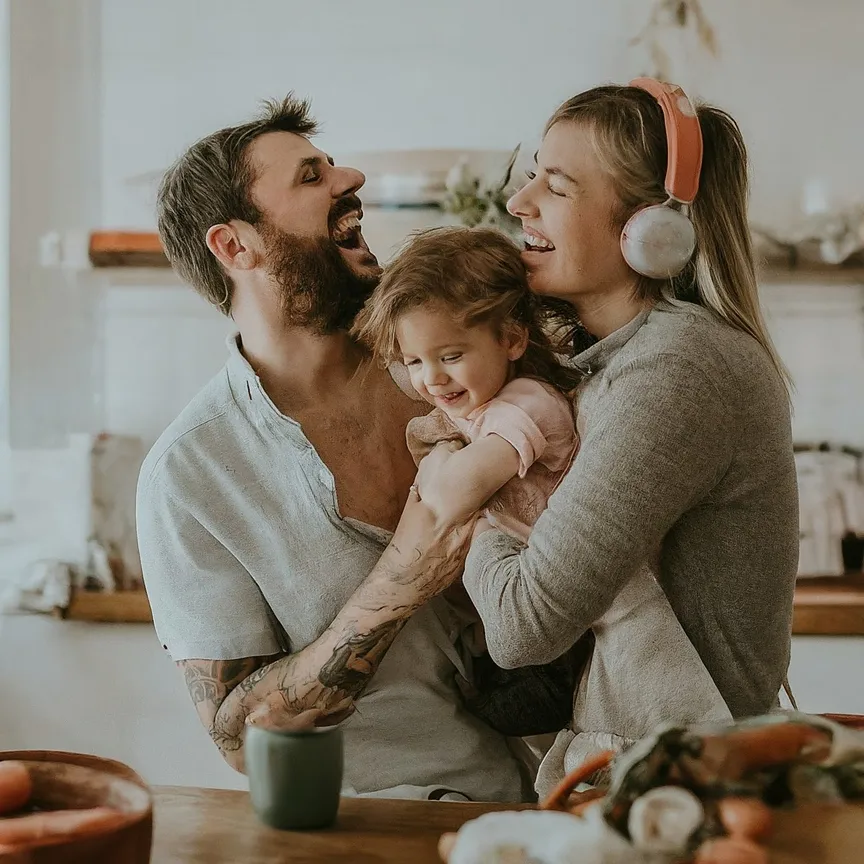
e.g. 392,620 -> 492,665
353,226 -> 732,793
354,226 -> 582,544
353,225 -> 587,739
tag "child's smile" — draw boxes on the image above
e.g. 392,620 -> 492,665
395,305 -> 527,420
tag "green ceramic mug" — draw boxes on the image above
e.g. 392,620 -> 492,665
245,724 -> 344,830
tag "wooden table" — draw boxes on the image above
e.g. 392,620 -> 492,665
151,786 -> 864,863
151,786 -> 520,863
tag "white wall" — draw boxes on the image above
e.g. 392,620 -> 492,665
8,0 -> 104,448
99,0 -> 864,232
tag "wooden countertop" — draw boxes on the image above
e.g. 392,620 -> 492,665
149,785 -> 864,863
150,786 -> 521,863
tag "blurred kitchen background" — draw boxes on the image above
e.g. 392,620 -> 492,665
0,0 -> 862,789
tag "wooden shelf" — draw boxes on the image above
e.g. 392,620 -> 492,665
89,231 -> 169,268
758,261 -> 864,285
54,587 -> 154,623
793,574 -> 864,636
87,231 -> 864,283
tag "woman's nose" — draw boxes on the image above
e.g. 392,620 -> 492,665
507,183 -> 537,219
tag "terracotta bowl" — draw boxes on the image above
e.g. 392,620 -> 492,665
821,713 -> 864,731
0,750 -> 152,863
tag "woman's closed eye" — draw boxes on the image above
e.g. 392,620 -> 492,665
442,353 -> 463,363
526,169 -> 565,197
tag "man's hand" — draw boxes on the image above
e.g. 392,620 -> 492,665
246,704 -> 327,731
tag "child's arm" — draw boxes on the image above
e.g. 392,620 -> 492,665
416,436 -> 521,524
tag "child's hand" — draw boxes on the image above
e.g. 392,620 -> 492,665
414,440 -> 467,520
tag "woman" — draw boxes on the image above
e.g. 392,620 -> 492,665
411,80 -> 799,792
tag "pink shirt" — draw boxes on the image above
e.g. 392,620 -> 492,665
407,378 -> 578,543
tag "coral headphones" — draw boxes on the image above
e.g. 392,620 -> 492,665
621,77 -> 703,279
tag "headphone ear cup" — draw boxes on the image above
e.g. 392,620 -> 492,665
620,204 -> 696,279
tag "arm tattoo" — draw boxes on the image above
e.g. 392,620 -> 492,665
176,532 -> 463,769
317,619 -> 406,696
178,656 -> 275,759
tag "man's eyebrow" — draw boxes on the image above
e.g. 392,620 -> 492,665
532,150 -> 579,187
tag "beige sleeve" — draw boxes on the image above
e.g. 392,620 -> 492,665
405,409 -> 468,467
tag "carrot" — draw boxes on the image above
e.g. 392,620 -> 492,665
0,807 -> 125,850
539,750 -> 615,811
717,797 -> 774,841
0,763 -> 32,815
698,723 -> 832,782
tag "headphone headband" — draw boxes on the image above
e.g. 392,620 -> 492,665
629,77 -> 703,205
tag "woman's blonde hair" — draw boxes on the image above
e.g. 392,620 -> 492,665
352,226 -> 583,395
546,85 -> 791,395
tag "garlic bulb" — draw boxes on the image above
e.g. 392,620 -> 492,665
445,807 -> 635,864
628,786 -> 705,854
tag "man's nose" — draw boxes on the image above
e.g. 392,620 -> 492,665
333,166 -> 365,199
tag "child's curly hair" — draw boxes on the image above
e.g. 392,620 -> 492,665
352,226 -> 583,396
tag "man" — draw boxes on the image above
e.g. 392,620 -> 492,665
137,95 -> 525,801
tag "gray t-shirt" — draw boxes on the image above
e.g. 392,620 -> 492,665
464,301 -> 799,719
137,334 -> 524,802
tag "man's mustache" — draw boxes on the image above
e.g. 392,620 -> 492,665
328,194 -> 363,228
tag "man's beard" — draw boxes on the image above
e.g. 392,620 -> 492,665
258,221 -> 378,335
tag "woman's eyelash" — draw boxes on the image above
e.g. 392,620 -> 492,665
527,169 -> 565,196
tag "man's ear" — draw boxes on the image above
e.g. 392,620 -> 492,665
205,221 -> 261,272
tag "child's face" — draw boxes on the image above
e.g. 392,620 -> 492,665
396,305 -> 527,419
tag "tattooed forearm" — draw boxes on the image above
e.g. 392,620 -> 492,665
177,508 -> 471,773
177,656 -> 276,768
317,619 -> 406,694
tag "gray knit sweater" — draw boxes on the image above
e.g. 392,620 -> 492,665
463,301 -> 799,719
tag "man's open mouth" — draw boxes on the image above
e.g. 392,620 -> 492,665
522,229 -> 555,253
331,210 -> 367,251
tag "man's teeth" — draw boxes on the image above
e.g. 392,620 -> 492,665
522,231 -> 554,250
334,214 -> 361,235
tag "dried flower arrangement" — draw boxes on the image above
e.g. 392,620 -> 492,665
440,146 -> 522,237
630,0 -> 719,81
